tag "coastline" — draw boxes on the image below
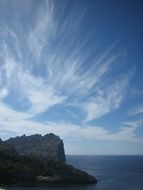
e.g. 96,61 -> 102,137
0,135 -> 97,186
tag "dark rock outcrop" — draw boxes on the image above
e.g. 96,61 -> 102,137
0,134 -> 97,185
6,133 -> 66,162
0,138 -> 17,156
0,139 -> 97,185
37,162 -> 96,184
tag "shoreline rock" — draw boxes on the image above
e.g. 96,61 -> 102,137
0,134 -> 97,185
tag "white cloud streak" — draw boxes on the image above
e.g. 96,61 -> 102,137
83,76 -> 130,121
0,114 -> 142,143
0,0 -> 137,142
0,86 -> 142,143
0,3 -> 128,120
128,105 -> 143,116
0,88 -> 31,122
1,44 -> 66,115
28,0 -> 55,62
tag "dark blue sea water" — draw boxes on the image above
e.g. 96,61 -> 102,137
5,155 -> 143,190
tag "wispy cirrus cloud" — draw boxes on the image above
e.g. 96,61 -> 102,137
0,88 -> 31,122
128,105 -> 143,116
28,0 -> 55,62
1,45 -> 66,115
106,120 -> 143,142
0,78 -> 142,143
0,88 -> 8,99
82,75 -> 130,121
0,1 -> 129,120
0,114 -> 142,143
0,0 -> 136,143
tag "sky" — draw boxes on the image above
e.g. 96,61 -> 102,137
0,0 -> 143,155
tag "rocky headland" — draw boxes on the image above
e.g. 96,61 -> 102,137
6,133 -> 66,162
0,134 -> 97,186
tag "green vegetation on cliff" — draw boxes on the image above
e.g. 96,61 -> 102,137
0,137 -> 97,185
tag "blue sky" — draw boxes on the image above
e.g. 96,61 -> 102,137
0,0 -> 143,155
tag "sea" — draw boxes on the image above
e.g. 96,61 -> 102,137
4,155 -> 143,190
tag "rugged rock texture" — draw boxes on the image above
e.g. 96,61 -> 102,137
0,139 -> 97,185
6,133 -> 66,162
0,138 -> 17,156
37,162 -> 97,184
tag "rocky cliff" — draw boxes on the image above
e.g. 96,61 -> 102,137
0,137 -> 97,185
0,138 -> 17,156
6,133 -> 66,161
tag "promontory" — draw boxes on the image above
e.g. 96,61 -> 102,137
0,134 -> 97,186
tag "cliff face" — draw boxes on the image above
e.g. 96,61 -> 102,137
0,138 -> 17,156
0,135 -> 97,185
0,148 -> 97,185
6,133 -> 66,161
